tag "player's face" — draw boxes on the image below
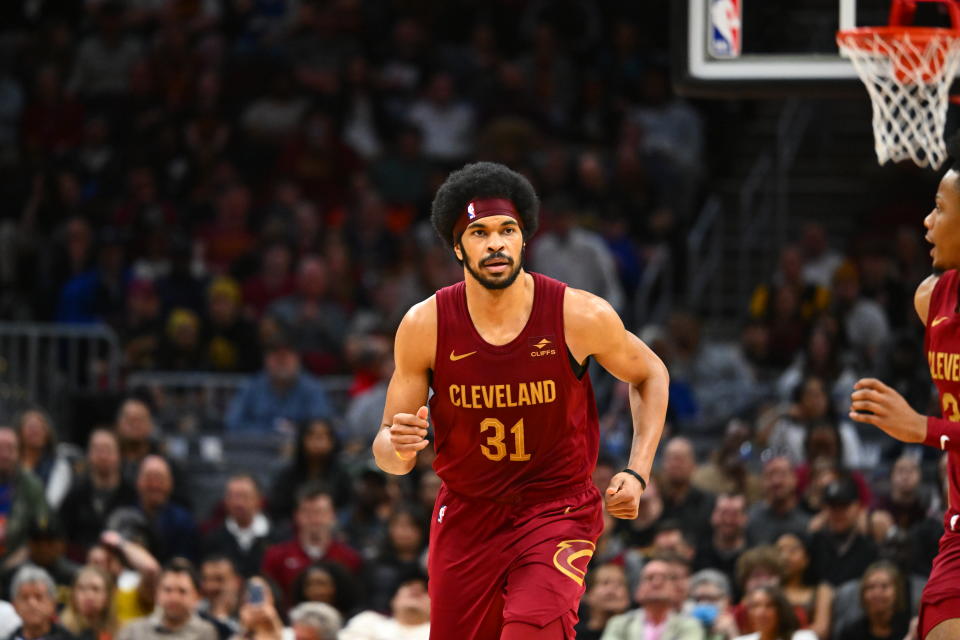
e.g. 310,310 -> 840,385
456,216 -> 524,290
925,170 -> 960,270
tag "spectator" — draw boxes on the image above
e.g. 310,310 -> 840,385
242,242 -> 296,320
203,475 -> 275,578
798,223 -> 844,289
201,276 -> 260,372
340,570 -> 430,640
362,507 -> 426,614
5,566 -> 72,640
199,185 -> 257,276
694,494 -> 749,591
60,566 -> 118,639
88,531 -> 160,625
759,375 -> 865,469
868,455 -> 942,577
128,455 -> 199,563
13,409 -> 72,510
809,477 -> 877,587
406,72 -> 475,163
601,558 -> 705,640
0,427 -> 49,560
830,261 -> 891,369
224,328 -> 334,433
775,533 -> 832,640
157,308 -> 205,371
267,420 -> 352,520
198,556 -> 241,634
0,515 -> 79,604
114,398 -> 191,509
289,602 -> 342,640
731,547 -> 790,633
291,561 -> 360,621
116,558 -> 217,640
268,255 -> 350,374
746,457 -> 810,546
692,420 -> 762,502
530,196 -> 625,313
60,429 -> 138,561
660,437 -> 715,542
687,569 -> 740,640
732,586 -> 817,640
229,576 -> 286,640
118,278 -> 163,370
67,2 -> 143,98
663,311 -> 758,431
575,563 -> 631,640
260,485 -> 361,603
834,562 -> 910,640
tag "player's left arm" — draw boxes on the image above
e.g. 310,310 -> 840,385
565,288 -> 669,519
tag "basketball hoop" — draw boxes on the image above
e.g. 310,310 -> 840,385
837,0 -> 960,168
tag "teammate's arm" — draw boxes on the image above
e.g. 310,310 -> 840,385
565,289 -> 669,519
372,299 -> 436,474
850,273 -> 958,450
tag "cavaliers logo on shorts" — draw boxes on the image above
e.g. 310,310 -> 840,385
552,539 -> 596,586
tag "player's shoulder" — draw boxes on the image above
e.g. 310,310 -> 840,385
399,295 -> 438,332
563,287 -> 618,327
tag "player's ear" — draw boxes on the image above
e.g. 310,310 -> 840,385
453,243 -> 463,262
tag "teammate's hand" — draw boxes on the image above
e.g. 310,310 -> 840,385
604,471 -> 644,519
391,406 -> 431,461
849,378 -> 926,443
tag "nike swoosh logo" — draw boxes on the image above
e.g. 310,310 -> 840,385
942,435 -> 951,451
933,316 -> 950,327
449,350 -> 477,362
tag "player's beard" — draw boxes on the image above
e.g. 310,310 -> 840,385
463,249 -> 523,290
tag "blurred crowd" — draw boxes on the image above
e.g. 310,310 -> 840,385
0,0 -> 947,639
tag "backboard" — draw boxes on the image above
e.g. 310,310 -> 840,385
672,0 -> 957,96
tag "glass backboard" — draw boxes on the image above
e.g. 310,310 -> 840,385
672,0 -> 957,96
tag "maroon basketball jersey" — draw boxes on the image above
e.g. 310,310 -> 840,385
925,269 -> 960,537
429,272 -> 600,500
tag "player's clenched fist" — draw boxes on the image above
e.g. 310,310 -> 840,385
604,471 -> 644,519
391,405 -> 431,460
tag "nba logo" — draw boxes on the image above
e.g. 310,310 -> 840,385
467,202 -> 476,220
709,0 -> 741,58
438,505 -> 447,523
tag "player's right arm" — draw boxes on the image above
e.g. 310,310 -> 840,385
851,273 -> 954,449
372,297 -> 436,475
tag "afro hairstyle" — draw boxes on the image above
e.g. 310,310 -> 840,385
430,162 -> 539,251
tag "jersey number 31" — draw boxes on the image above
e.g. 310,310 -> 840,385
480,418 -> 532,462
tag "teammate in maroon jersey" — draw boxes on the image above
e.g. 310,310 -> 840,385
850,139 -> 960,640
371,162 -> 669,640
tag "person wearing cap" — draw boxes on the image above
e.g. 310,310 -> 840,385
202,276 -> 260,373
809,476 -> 877,588
372,162 -> 669,640
0,514 -> 78,605
224,323 -> 333,433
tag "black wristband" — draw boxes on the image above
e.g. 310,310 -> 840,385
621,468 -> 646,491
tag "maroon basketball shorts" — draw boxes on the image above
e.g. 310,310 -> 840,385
920,532 -> 960,638
427,482 -> 604,640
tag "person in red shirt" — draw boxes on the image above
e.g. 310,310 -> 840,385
260,485 -> 361,606
850,136 -> 960,640
371,162 -> 669,640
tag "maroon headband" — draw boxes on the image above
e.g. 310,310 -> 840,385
451,198 -> 523,242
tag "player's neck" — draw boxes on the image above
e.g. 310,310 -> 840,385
463,270 -> 534,340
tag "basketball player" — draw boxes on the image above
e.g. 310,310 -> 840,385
849,141 -> 960,640
372,162 -> 669,640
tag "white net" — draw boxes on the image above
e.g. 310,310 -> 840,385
837,28 -> 960,168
